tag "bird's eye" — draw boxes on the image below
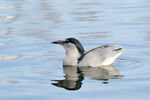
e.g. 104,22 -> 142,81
65,40 -> 69,43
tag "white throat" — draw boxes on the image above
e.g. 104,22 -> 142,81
63,43 -> 81,66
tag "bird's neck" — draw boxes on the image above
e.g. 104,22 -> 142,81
63,47 -> 81,66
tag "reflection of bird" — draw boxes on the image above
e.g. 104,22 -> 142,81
79,65 -> 124,82
52,38 -> 123,67
51,65 -> 124,90
51,65 -> 83,91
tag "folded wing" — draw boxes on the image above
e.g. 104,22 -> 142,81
78,45 -> 123,67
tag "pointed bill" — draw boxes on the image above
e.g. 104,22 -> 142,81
51,40 -> 65,45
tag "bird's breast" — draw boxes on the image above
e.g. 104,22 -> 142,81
63,57 -> 78,66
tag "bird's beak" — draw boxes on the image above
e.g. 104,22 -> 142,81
51,40 -> 65,45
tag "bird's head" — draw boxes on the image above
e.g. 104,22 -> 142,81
52,38 -> 85,54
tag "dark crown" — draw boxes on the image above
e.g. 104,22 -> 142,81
66,38 -> 85,54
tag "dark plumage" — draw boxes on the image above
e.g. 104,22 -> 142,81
66,38 -> 85,54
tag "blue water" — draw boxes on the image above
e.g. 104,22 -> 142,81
1,0 -> 150,100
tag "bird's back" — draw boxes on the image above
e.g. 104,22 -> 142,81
78,45 -> 123,67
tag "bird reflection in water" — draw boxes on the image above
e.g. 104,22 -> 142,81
51,65 -> 124,91
80,65 -> 124,84
51,66 -> 84,90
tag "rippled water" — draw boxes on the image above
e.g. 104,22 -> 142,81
1,0 -> 150,100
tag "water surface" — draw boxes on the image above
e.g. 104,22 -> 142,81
1,0 -> 150,100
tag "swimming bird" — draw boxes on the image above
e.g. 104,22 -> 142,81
52,38 -> 123,67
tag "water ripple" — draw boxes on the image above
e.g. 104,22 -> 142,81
0,55 -> 20,60
0,16 -> 14,21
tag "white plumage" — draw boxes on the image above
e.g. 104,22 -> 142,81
78,45 -> 123,67
52,38 -> 123,67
